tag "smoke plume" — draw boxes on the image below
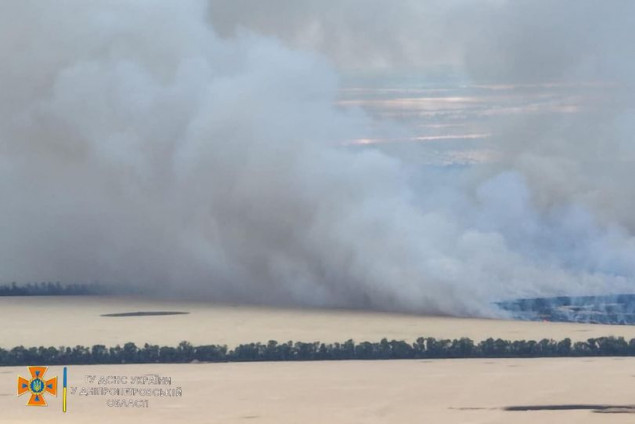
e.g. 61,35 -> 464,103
2,0 -> 635,317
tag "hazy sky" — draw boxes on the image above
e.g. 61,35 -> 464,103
208,0 -> 635,82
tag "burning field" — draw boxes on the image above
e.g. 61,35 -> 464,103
498,294 -> 635,325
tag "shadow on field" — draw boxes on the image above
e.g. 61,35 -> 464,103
101,311 -> 190,317
452,404 -> 635,414
504,405 -> 635,414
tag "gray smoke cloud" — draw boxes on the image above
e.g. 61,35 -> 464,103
1,0 -> 635,317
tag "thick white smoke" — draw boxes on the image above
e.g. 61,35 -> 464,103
1,1 -> 635,317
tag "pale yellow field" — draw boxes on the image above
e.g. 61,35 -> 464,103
2,359 -> 635,424
3,296 -> 635,423
2,296 -> 635,349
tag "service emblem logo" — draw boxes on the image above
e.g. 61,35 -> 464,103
17,366 -> 58,406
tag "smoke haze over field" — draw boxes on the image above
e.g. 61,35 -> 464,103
2,0 -> 635,317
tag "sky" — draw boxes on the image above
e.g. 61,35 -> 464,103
1,1 -> 635,317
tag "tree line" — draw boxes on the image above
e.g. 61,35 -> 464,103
0,282 -> 140,296
2,336 -> 635,365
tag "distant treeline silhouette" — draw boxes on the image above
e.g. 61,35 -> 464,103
2,336 -> 635,365
0,282 -> 137,296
